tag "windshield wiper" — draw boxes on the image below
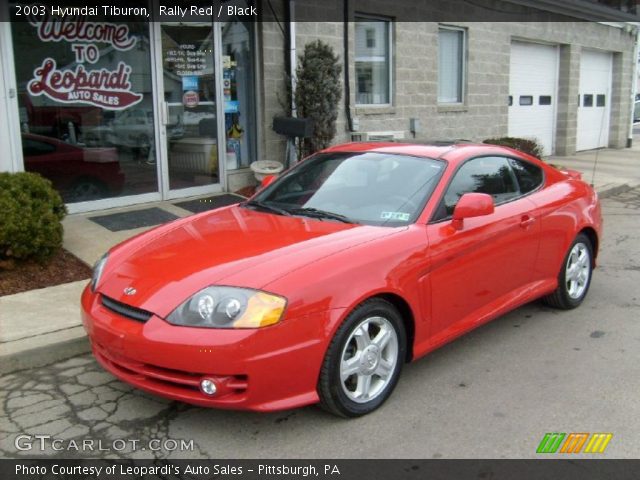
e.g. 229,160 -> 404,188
242,200 -> 291,216
288,207 -> 355,224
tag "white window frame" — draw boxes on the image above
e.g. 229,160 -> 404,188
354,14 -> 393,107
438,25 -> 467,105
0,20 -> 24,173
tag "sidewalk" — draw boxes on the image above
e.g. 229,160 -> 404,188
547,134 -> 640,196
1,142 -> 639,374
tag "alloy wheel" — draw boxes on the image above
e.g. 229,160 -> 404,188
565,242 -> 590,299
339,316 -> 399,404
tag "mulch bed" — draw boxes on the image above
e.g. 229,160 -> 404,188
0,249 -> 92,297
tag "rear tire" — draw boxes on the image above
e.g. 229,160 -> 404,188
66,178 -> 107,202
317,298 -> 406,418
543,233 -> 593,310
136,135 -> 151,160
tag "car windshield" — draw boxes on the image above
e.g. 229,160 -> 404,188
248,151 -> 446,226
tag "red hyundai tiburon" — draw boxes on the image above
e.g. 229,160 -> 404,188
82,142 -> 602,417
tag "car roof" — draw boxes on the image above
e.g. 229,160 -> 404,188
22,132 -> 65,146
322,141 -> 532,167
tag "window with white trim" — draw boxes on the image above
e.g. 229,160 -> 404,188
355,16 -> 392,105
438,26 -> 466,104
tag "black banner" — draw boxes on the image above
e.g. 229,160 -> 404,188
5,0 -> 640,23
2,459 -> 640,480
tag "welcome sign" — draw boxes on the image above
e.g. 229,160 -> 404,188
26,14 -> 143,110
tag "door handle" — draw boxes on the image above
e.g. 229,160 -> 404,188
161,102 -> 168,126
520,215 -> 536,228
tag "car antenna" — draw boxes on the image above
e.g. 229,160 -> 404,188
589,94 -> 610,187
590,150 -> 600,188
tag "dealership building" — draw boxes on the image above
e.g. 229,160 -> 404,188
0,0 -> 638,213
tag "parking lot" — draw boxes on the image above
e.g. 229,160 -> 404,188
1,187 -> 639,459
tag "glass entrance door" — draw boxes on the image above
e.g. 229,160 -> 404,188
158,22 -> 222,195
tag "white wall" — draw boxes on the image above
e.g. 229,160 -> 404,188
0,28 -> 11,172
0,23 -> 23,173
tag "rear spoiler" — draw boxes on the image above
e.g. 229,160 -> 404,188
559,168 -> 583,180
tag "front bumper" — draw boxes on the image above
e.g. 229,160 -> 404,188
81,285 -> 340,411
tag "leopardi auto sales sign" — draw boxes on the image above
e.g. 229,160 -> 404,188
27,15 -> 143,110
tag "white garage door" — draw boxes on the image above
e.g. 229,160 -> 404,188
508,42 -> 558,156
577,50 -> 613,151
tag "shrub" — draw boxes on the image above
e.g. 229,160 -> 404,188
483,137 -> 544,159
295,40 -> 342,157
0,172 -> 67,266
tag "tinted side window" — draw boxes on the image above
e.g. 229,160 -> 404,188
509,158 -> 544,194
442,156 -> 518,216
22,139 -> 56,157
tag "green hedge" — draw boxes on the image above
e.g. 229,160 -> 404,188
0,172 -> 67,265
483,137 -> 544,159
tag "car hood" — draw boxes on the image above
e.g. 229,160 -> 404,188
98,205 -> 401,317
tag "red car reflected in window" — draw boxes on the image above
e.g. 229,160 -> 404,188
82,142 -> 602,417
22,133 -> 125,202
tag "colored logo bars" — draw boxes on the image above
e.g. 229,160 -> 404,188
537,433 -> 613,454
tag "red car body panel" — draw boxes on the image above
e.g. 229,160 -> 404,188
22,133 -> 125,197
82,142 -> 602,411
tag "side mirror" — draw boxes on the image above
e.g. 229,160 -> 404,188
452,193 -> 494,230
260,174 -> 276,189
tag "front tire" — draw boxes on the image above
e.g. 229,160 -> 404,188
543,233 -> 593,309
317,298 -> 406,418
66,178 -> 107,202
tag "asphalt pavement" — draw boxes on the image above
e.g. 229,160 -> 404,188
1,188 -> 639,459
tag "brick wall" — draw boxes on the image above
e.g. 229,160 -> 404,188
260,18 -> 637,162
258,21 -> 288,166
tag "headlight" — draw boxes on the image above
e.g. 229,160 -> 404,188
91,253 -> 108,292
166,286 -> 287,329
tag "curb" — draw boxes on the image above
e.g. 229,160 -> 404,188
0,332 -> 91,375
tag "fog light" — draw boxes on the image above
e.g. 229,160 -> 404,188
200,379 -> 217,396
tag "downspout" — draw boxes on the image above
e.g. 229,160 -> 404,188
628,23 -> 639,148
343,0 -> 354,132
286,0 -> 297,166
288,0 -> 296,117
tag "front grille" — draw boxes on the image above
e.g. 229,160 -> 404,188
101,295 -> 153,322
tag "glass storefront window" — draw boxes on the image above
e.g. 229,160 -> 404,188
9,5 -> 258,205
222,21 -> 257,171
10,2 -> 158,203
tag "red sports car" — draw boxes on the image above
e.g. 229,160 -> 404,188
82,142 -> 602,417
22,133 -> 124,202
